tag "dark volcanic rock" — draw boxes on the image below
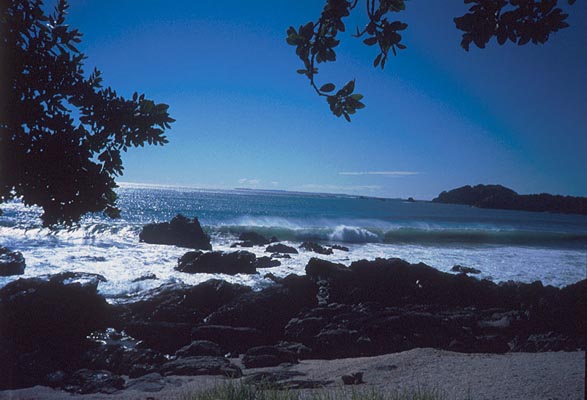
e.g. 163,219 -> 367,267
132,274 -> 157,282
53,369 -> 125,394
124,279 -> 251,325
0,276 -> 112,389
331,244 -> 350,252
451,265 -> 481,274
125,321 -> 192,355
205,274 -> 317,343
0,247 -> 25,276
239,232 -> 271,245
266,243 -> 298,254
176,250 -> 257,275
242,345 -> 298,368
0,277 -> 111,352
256,256 -> 281,269
82,344 -> 166,378
159,356 -> 242,378
300,242 -> 333,255
175,340 -> 226,358
306,257 -> 503,308
306,258 -> 349,280
139,214 -> 212,249
272,253 -> 292,259
191,325 -> 267,353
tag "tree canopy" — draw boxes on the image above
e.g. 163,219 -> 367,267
0,0 -> 174,226
287,0 -> 575,121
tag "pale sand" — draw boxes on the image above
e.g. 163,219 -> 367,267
1,349 -> 584,400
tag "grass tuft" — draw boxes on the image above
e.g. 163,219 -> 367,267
182,381 -> 469,400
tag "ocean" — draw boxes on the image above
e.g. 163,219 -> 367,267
1,184 -> 585,302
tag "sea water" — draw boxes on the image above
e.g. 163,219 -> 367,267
1,184 -> 585,302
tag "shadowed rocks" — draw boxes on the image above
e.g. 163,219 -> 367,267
0,247 -> 25,276
266,243 -> 298,254
139,214 -> 212,249
176,250 -> 257,275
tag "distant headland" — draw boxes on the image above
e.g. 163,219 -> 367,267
432,184 -> 587,215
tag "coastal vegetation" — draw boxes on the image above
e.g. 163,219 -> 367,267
1,0 -> 578,227
0,0 -> 174,226
433,184 -> 587,215
184,381 -> 456,400
287,0 -> 575,120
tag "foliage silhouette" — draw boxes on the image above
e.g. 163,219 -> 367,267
0,0 -> 174,226
288,0 -> 575,121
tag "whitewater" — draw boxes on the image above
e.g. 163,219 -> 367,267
0,184 -> 585,302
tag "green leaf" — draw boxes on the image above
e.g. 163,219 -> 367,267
363,37 -> 378,46
320,83 -> 336,92
374,53 -> 382,67
338,80 -> 355,96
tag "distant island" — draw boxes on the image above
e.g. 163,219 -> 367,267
433,184 -> 587,215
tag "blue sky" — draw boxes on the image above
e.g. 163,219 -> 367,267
63,1 -> 586,199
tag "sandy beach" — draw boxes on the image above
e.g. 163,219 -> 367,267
1,348 -> 584,400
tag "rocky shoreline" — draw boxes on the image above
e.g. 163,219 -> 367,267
0,216 -> 585,396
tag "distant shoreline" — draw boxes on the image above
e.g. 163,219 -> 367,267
433,184 -> 587,216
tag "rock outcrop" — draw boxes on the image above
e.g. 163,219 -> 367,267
139,214 -> 212,249
266,243 -> 298,254
433,184 -> 587,215
0,247 -> 25,276
176,250 -> 257,275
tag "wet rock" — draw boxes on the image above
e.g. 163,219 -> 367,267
231,241 -> 254,248
265,243 -> 298,254
159,356 -> 242,378
451,265 -> 481,274
205,274 -> 317,343
124,321 -> 192,355
132,274 -> 157,282
511,332 -> 585,352
139,214 -> 212,250
175,340 -> 226,358
306,258 -> 349,280
341,372 -> 364,385
176,250 -> 257,275
331,244 -> 350,252
272,253 -> 291,259
239,232 -> 271,245
0,247 -> 25,276
242,345 -> 298,368
306,257 -> 502,308
285,303 -> 476,359
82,344 -> 166,378
44,271 -> 107,290
300,242 -> 333,255
275,341 -> 313,358
256,256 -> 281,269
0,277 -> 111,353
124,279 -> 251,325
191,325 -> 267,353
57,369 -> 125,394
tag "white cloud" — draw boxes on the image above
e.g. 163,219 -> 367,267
238,178 -> 261,186
270,181 -> 279,186
338,171 -> 419,176
300,184 -> 382,193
